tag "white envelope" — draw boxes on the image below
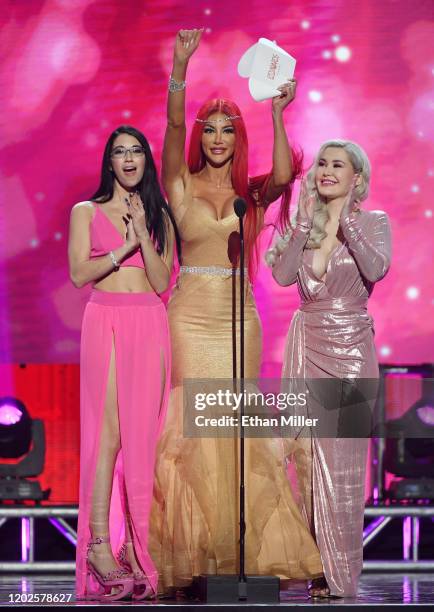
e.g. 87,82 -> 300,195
238,38 -> 296,102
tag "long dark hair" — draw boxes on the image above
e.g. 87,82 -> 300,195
91,125 -> 181,259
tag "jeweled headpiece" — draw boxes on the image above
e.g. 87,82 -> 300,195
195,115 -> 241,124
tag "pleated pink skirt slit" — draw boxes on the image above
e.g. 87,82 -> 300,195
75,289 -> 171,598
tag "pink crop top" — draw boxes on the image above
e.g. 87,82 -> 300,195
90,204 -> 145,269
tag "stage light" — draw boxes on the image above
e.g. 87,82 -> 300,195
384,395 -> 434,500
0,397 -> 49,502
0,398 -> 32,457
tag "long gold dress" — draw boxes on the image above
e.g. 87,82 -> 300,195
149,182 -> 323,591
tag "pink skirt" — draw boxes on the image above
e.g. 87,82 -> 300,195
75,290 -> 171,598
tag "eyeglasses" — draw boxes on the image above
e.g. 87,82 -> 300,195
110,146 -> 145,159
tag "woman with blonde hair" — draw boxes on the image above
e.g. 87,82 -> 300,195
267,139 -> 391,597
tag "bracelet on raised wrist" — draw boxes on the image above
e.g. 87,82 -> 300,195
169,76 -> 186,93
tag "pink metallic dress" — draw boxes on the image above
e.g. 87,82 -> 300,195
275,209 -> 392,596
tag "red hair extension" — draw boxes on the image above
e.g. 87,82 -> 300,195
188,98 -> 302,277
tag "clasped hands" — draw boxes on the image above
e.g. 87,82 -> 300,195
123,192 -> 149,250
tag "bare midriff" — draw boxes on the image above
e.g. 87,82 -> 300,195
94,267 -> 154,293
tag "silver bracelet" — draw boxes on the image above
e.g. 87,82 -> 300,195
168,75 -> 186,93
108,250 -> 119,270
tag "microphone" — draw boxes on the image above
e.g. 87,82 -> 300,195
233,197 -> 247,218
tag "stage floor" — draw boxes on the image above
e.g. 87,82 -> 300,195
0,573 -> 433,608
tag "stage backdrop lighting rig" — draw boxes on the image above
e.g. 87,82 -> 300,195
384,393 -> 434,500
0,397 -> 49,502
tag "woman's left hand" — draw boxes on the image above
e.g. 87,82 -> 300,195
126,192 -> 150,241
340,176 -> 361,222
272,79 -> 297,114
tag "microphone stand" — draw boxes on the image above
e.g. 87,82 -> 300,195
238,201 -> 247,597
196,198 -> 279,603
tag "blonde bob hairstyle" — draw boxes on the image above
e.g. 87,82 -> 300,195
265,140 -> 371,265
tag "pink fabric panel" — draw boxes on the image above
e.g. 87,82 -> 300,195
75,290 -> 170,598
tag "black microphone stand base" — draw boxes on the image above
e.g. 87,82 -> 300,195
193,574 -> 280,603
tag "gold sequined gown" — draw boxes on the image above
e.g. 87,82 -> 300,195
149,184 -> 323,591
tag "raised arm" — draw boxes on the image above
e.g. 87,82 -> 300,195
162,29 -> 203,209
68,202 -> 137,288
262,79 -> 297,206
341,210 -> 392,283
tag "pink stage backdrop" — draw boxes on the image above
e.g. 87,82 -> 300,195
1,0 -> 433,368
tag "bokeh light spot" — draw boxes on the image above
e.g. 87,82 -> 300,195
406,287 -> 420,300
308,90 -> 323,103
379,345 -> 392,358
335,46 -> 351,62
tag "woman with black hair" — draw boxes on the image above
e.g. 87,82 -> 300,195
69,125 -> 178,601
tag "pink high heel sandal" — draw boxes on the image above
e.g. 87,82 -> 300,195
86,537 -> 134,601
117,541 -> 155,600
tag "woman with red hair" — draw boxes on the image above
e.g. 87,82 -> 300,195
149,29 -> 322,592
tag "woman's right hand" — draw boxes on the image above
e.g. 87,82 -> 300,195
296,179 -> 315,227
174,28 -> 203,64
124,215 -> 139,251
